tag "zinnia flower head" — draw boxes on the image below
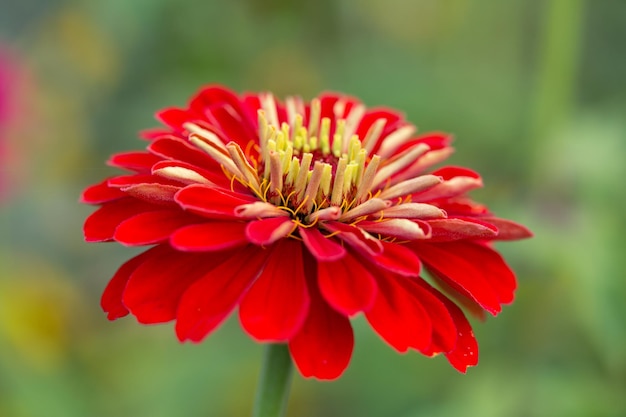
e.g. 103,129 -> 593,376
82,85 -> 531,380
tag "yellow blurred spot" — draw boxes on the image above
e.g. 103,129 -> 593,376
53,9 -> 119,84
0,256 -> 86,371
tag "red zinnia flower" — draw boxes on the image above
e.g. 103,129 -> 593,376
82,85 -> 531,380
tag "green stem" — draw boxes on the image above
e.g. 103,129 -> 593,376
251,344 -> 294,417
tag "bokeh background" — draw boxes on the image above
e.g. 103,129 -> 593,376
1,0 -> 625,416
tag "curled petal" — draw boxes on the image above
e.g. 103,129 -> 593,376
246,217 -> 295,245
235,202 -> 290,219
239,240 -> 309,341
108,174 -> 182,188
108,174 -> 183,204
375,202 -> 446,220
393,147 -> 455,183
148,136 -> 218,169
428,218 -> 498,241
299,226 -> 346,262
378,175 -> 442,201
323,222 -> 383,256
152,161 -> 217,185
307,206 -> 342,222
372,144 -> 431,189
482,217 -> 534,240
339,198 -> 390,222
412,167 -> 483,202
358,219 -> 430,240
376,125 -> 417,158
123,184 -> 180,204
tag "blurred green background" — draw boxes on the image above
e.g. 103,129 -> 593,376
1,0 -> 625,416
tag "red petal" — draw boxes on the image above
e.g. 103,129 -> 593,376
365,272 -> 432,353
108,174 -> 183,188
482,217 -> 533,240
125,184 -> 181,204
175,184 -> 256,219
395,132 -> 452,153
108,174 -> 183,204
299,227 -> 346,261
207,106 -> 257,148
239,240 -> 309,341
107,151 -> 162,173
317,252 -> 378,316
84,198 -> 156,242
175,246 -> 269,342
289,253 -> 354,380
148,136 -> 219,169
114,209 -> 198,246
432,196 -> 490,216
100,248 -> 149,320
412,242 -> 502,315
412,167 -> 483,201
152,160 -> 226,186
323,221 -> 383,256
123,248 -> 227,324
427,217 -> 498,241
139,127 -> 172,140
355,108 -> 403,152
100,247 -> 163,320
245,217 -> 294,245
170,222 -> 248,251
399,278 -> 457,354
189,86 -> 257,139
438,242 -> 517,304
80,178 -> 125,204
428,286 -> 478,372
156,107 -> 193,131
431,166 -> 480,180
372,241 -> 422,277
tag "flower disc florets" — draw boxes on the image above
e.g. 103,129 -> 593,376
82,85 -> 532,380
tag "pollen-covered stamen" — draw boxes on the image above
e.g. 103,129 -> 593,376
255,107 -> 381,218
226,143 -> 260,191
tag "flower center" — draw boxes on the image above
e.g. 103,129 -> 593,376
184,96 -> 386,223
256,98 -> 381,219
183,94 -> 440,228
